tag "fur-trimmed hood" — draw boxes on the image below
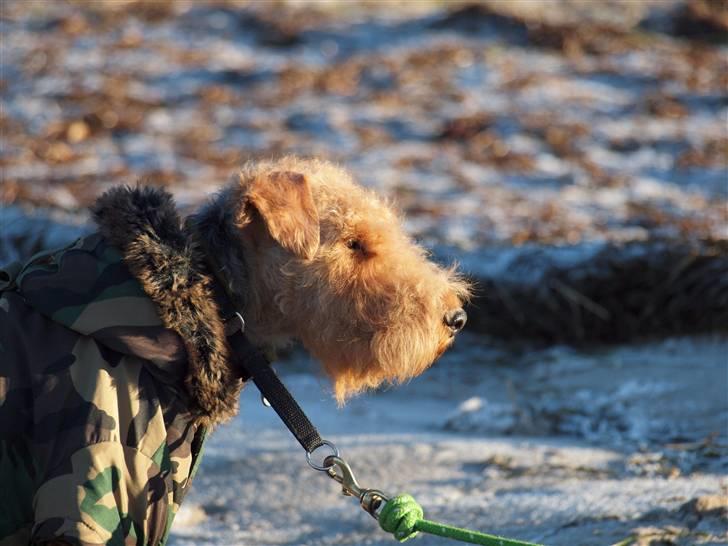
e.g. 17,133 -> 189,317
92,185 -> 243,426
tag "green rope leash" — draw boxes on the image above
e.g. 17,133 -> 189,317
378,494 -> 544,546
317,455 -> 544,545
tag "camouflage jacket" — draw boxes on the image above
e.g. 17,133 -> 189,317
0,187 -> 244,546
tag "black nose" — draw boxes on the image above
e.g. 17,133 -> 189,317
444,308 -> 467,333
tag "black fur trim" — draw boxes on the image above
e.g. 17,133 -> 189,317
93,185 -> 243,427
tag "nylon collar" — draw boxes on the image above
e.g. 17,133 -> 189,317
193,223 -> 325,454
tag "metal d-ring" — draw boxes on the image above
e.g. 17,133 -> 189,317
224,311 -> 245,337
306,440 -> 340,471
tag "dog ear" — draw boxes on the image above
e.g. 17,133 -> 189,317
236,170 -> 320,260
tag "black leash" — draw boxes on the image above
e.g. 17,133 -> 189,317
226,324 -> 324,454
191,212 -> 331,460
200,250 -> 325,455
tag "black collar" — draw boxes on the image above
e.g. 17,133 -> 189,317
186,211 -> 255,380
196,227 -> 326,454
213,272 -> 325,454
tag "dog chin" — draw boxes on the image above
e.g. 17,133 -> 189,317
435,337 -> 454,359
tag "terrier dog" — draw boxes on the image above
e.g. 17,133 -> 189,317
195,157 -> 471,402
0,157 -> 469,545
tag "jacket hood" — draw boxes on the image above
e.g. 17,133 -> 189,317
92,186 -> 243,426
16,187 -> 242,426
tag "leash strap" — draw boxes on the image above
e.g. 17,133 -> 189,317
192,221 -> 325,455
195,228 -> 324,455
227,329 -> 324,454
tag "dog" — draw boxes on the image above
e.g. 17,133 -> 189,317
0,157 -> 469,545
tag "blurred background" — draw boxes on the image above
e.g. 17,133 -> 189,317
1,1 -> 726,545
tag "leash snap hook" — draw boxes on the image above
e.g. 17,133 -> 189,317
324,455 -> 362,498
324,456 -> 389,519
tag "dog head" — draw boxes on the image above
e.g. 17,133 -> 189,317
223,157 -> 470,402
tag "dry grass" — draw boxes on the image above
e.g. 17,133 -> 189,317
468,239 -> 728,343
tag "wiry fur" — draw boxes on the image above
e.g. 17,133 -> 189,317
93,186 -> 242,427
191,157 -> 471,403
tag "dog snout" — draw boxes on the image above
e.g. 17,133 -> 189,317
444,308 -> 467,334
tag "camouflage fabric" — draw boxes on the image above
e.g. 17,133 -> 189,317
0,234 -> 208,546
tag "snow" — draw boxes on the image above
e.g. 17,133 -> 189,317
167,335 -> 727,546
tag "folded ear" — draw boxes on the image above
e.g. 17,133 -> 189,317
236,170 -> 320,260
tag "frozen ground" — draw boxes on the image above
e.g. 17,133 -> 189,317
1,1 -> 727,545
169,335 -> 727,546
2,0 -> 726,249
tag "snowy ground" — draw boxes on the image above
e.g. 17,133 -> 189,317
168,335 -> 727,546
1,1 -> 727,545
2,0 -> 726,249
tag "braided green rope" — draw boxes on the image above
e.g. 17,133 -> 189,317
379,494 -> 544,546
378,495 -> 424,541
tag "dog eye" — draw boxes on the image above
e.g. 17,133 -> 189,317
346,239 -> 364,252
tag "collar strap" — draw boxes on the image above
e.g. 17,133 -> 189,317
198,239 -> 325,454
226,327 -> 324,453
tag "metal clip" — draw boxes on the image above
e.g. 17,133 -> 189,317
224,311 -> 245,337
324,455 -> 389,519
